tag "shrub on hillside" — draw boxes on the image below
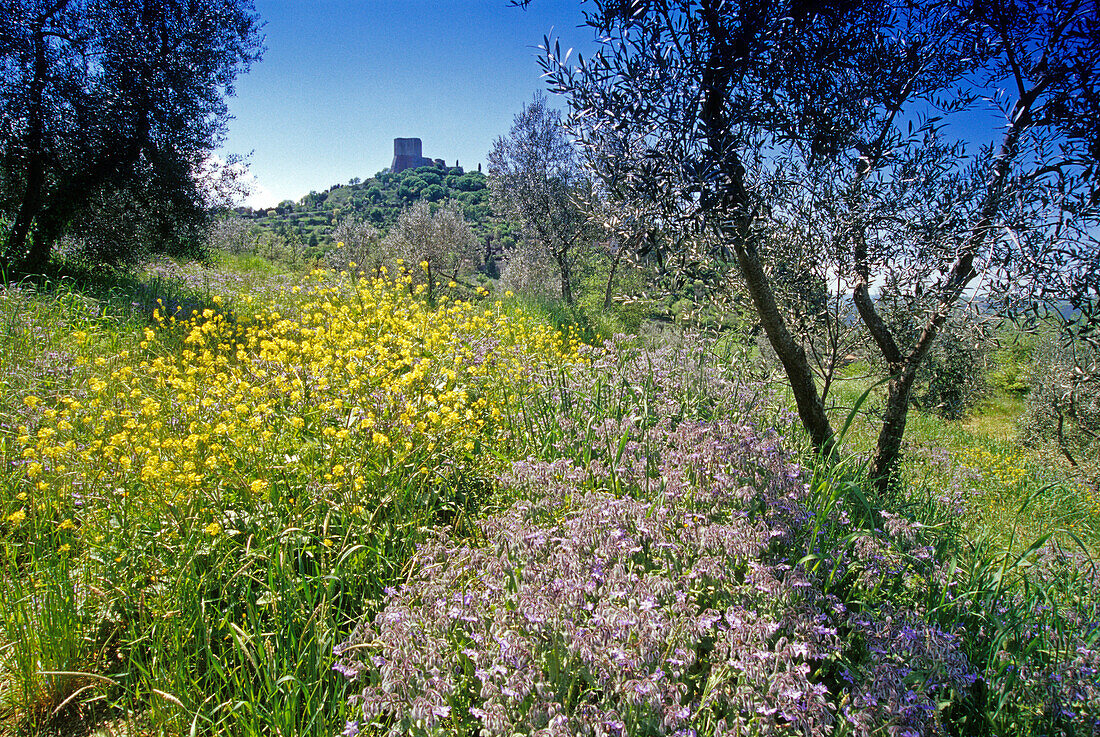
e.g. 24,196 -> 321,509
497,238 -> 560,300
326,217 -> 383,273
910,315 -> 991,420
879,293 -> 991,420
383,201 -> 481,301
206,215 -> 262,256
1020,329 -> 1100,469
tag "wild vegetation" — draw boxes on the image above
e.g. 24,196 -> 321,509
0,263 -> 581,734
2,0 -> 1099,735
537,0 -> 1099,498
226,167 -> 507,267
0,256 -> 1096,736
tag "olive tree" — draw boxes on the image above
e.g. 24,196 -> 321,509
384,200 -> 481,302
1022,328 -> 1100,470
487,92 -> 592,304
206,216 -> 261,257
1,0 -> 263,271
327,216 -> 383,273
531,0 -> 1100,492
497,236 -> 561,299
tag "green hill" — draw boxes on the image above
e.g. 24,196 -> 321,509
233,165 -> 518,260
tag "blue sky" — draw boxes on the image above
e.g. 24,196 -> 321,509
219,0 -> 595,208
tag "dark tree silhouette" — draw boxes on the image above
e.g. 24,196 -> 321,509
1,0 -> 263,270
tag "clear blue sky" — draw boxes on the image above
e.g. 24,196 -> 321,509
219,0 -> 595,209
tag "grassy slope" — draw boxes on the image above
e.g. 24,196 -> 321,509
1,258 -> 1097,735
821,372 -> 1098,555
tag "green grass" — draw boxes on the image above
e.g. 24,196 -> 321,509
819,369 -> 1099,556
964,392 -> 1027,441
1,259 -> 1097,735
0,261 -> 575,735
0,278 -> 357,734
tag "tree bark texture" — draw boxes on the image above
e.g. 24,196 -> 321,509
734,239 -> 836,454
603,241 -> 626,310
697,0 -> 836,455
862,88 -> 1033,494
7,19 -> 51,272
557,252 -> 574,305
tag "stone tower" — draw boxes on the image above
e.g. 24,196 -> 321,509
391,138 -> 433,173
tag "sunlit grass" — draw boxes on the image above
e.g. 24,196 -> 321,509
816,372 -> 1099,555
0,265 -> 580,735
1,261 -> 1096,735
963,392 -> 1026,441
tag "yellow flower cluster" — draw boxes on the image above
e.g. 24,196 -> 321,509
1077,481 -> 1100,522
14,270 -> 578,528
959,447 -> 1030,489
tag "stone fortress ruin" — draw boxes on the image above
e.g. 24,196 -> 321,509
391,137 -> 448,173
390,137 -> 476,174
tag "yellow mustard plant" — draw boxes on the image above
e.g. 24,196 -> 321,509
11,270 -> 579,540
959,447 -> 1030,489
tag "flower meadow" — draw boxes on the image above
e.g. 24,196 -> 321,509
0,269 -> 577,734
335,340 -> 1100,736
0,268 -> 1098,736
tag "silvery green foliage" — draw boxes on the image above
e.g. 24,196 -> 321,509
326,217 -> 383,272
532,0 -> 1100,489
383,200 -> 482,284
497,238 -> 561,300
876,293 -> 993,421
1,0 -> 264,270
336,339 -> 984,736
206,215 -> 261,257
1021,329 -> 1100,469
488,92 -> 591,304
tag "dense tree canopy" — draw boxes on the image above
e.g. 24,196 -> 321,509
0,0 -> 263,271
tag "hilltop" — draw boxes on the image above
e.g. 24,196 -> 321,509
231,164 -> 517,258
